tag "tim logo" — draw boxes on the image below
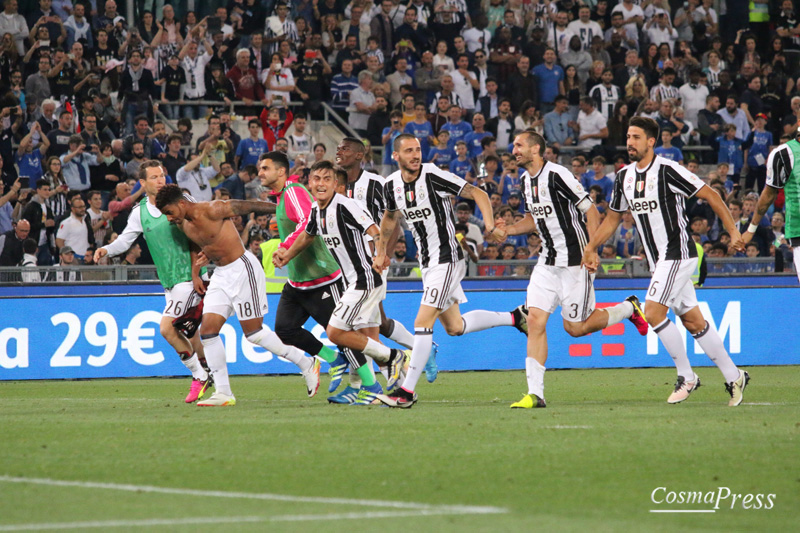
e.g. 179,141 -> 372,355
629,198 -> 659,213
322,235 -> 342,248
528,202 -> 554,218
404,207 -> 432,221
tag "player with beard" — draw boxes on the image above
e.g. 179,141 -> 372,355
334,138 -> 438,398
95,161 -> 211,403
155,184 -> 321,406
497,131 -> 648,408
374,135 -> 528,408
583,117 -> 749,406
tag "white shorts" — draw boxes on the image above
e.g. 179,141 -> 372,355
378,269 -> 388,300
526,264 -> 595,322
329,283 -> 383,331
646,258 -> 698,316
203,251 -> 269,321
420,260 -> 467,310
163,281 -> 203,319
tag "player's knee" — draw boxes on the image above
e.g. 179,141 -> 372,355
160,322 -> 176,340
443,322 -> 464,336
199,323 -> 219,338
644,307 -> 665,326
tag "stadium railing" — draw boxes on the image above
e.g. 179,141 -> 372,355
0,258 -> 787,285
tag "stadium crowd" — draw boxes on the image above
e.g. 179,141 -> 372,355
0,0 -> 797,279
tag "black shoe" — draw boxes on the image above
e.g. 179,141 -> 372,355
511,305 -> 529,335
377,386 -> 417,408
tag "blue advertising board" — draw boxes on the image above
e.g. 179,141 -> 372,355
1,288 -> 798,380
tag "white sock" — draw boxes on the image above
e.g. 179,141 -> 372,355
526,357 -> 545,398
462,310 -> 513,335
379,366 -> 389,380
401,328 -> 432,393
654,319 -> 694,380
605,300 -> 633,326
246,326 -> 311,372
363,337 -> 391,362
693,321 -> 740,382
201,335 -> 232,396
180,353 -> 208,381
387,319 -> 415,349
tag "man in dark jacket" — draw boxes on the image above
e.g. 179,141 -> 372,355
21,180 -> 55,265
505,55 -> 538,114
119,50 -> 158,136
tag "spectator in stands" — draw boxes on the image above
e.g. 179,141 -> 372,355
55,195 -> 92,262
16,122 -> 49,187
366,95 -> 391,149
441,104 -> 472,151
654,129 -> 684,164
486,98 -> 514,150
120,49 -> 158,135
561,36 -> 593,85
348,70 -> 376,137
294,49 -> 332,119
573,96 -> 607,153
0,218 -> 29,269
330,58 -> 357,121
370,0 -> 395,60
742,114 -> 772,192
716,123 -> 744,189
415,50 -> 442,105
404,102 -> 434,160
123,140 -> 146,180
176,144 -> 219,202
46,110 -> 74,158
387,57 -> 414,107
381,110 -> 404,174
506,55 -> 537,115
61,135 -> 100,193
717,95 -> 749,140
476,76 -> 498,119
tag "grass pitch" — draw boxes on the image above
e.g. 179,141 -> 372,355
1,367 -> 797,532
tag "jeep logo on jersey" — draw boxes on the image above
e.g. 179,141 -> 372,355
322,235 -> 342,248
404,207 -> 432,220
629,198 -> 659,213
528,203 -> 554,218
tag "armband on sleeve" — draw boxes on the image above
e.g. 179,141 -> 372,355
576,197 -> 592,214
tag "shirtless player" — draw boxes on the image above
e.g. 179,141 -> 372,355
155,184 -> 321,406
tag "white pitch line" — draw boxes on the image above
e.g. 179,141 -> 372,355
649,510 -> 716,513
0,510 -> 477,531
541,425 -> 593,429
0,516 -> 265,531
0,476 -> 506,515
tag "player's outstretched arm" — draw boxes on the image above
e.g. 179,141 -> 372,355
207,199 -> 278,220
582,209 -> 622,273
697,185 -> 744,252
743,186 -> 778,244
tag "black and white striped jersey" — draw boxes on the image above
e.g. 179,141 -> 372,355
305,194 -> 382,291
384,163 -> 465,269
766,142 -> 796,189
589,83 -> 622,121
345,169 -> 386,225
521,161 -> 591,267
609,156 -> 704,269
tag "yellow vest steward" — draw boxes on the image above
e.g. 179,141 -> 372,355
260,238 -> 288,294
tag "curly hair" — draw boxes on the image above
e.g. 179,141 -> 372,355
155,183 -> 184,212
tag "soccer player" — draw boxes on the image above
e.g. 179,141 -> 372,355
497,131 -> 649,409
744,128 -> 800,282
583,117 -> 750,406
274,161 -> 406,405
154,184 -> 320,407
95,161 -> 211,404
374,134 -> 527,408
257,151 -> 352,391
336,137 -> 436,395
